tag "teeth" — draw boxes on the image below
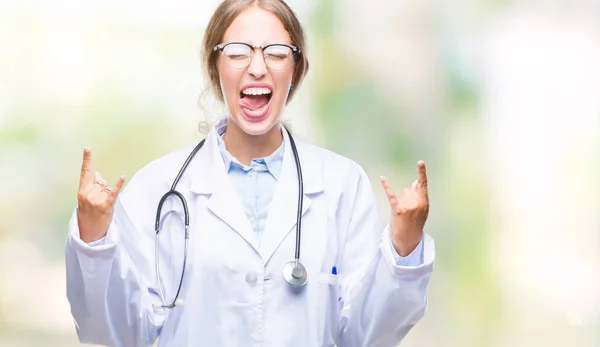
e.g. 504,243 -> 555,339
242,87 -> 272,96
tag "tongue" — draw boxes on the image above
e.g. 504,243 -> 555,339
240,94 -> 269,110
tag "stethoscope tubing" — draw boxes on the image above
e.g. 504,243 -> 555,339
154,128 -> 304,309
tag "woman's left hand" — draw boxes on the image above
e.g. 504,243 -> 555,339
380,161 -> 429,257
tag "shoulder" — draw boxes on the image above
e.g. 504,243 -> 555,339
296,139 -> 370,190
136,143 -> 200,182
297,140 -> 358,169
118,142 -> 201,205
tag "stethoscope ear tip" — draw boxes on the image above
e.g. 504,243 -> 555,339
175,298 -> 185,307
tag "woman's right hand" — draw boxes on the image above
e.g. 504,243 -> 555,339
77,148 -> 126,243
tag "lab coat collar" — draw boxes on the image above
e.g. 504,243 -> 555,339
188,120 -> 325,260
189,120 -> 324,195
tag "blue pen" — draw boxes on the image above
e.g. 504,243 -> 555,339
332,266 -> 342,302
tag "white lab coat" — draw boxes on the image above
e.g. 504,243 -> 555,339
65,123 -> 435,347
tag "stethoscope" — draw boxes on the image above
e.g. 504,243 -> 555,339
153,127 -> 307,310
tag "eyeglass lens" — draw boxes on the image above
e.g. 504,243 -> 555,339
221,44 -> 294,70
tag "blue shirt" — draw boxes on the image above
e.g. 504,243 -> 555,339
215,122 -> 283,245
88,122 -> 424,266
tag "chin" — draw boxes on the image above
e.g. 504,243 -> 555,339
229,106 -> 283,137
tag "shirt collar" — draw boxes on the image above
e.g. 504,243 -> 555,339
189,117 -> 325,196
215,118 -> 285,179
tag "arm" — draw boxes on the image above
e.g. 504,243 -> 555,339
336,163 -> 435,347
65,192 -> 165,347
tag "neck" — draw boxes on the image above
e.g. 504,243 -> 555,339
222,119 -> 283,166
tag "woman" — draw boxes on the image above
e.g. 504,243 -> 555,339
66,1 -> 435,346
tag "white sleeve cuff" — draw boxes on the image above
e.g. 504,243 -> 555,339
388,233 -> 424,267
380,225 -> 435,278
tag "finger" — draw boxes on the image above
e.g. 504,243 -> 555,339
91,171 -> 105,191
109,175 -> 126,198
417,160 -> 428,200
411,179 -> 418,192
79,148 -> 92,190
380,176 -> 398,207
100,177 -> 108,187
95,171 -> 109,185
94,171 -> 104,184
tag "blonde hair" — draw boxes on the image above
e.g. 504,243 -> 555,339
201,0 -> 309,103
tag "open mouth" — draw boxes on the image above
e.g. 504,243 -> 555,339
239,88 -> 272,109
239,86 -> 273,120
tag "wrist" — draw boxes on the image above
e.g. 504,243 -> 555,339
77,224 -> 106,243
391,234 -> 422,257
77,213 -> 109,243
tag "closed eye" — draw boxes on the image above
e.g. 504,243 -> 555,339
266,54 -> 288,60
228,54 -> 248,60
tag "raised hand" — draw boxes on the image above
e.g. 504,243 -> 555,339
76,148 -> 126,243
380,161 -> 429,257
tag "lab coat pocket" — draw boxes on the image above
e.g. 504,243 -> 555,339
315,272 -> 341,347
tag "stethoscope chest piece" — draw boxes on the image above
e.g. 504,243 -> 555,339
155,128 -> 308,310
282,260 -> 308,287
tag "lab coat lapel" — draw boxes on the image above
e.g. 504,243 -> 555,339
189,127 -> 260,255
260,128 -> 323,264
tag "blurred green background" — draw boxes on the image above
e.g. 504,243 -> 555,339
0,0 -> 598,346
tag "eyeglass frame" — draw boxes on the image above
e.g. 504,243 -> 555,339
213,42 -> 300,71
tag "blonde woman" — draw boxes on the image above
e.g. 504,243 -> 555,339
66,1 -> 435,346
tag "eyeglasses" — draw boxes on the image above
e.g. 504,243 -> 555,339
213,42 -> 299,71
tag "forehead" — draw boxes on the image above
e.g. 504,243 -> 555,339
222,6 -> 291,45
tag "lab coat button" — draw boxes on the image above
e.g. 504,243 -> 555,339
245,272 -> 257,286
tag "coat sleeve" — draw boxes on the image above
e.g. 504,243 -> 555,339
65,181 -> 166,347
336,162 -> 435,347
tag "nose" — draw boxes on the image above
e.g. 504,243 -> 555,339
247,51 -> 267,79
